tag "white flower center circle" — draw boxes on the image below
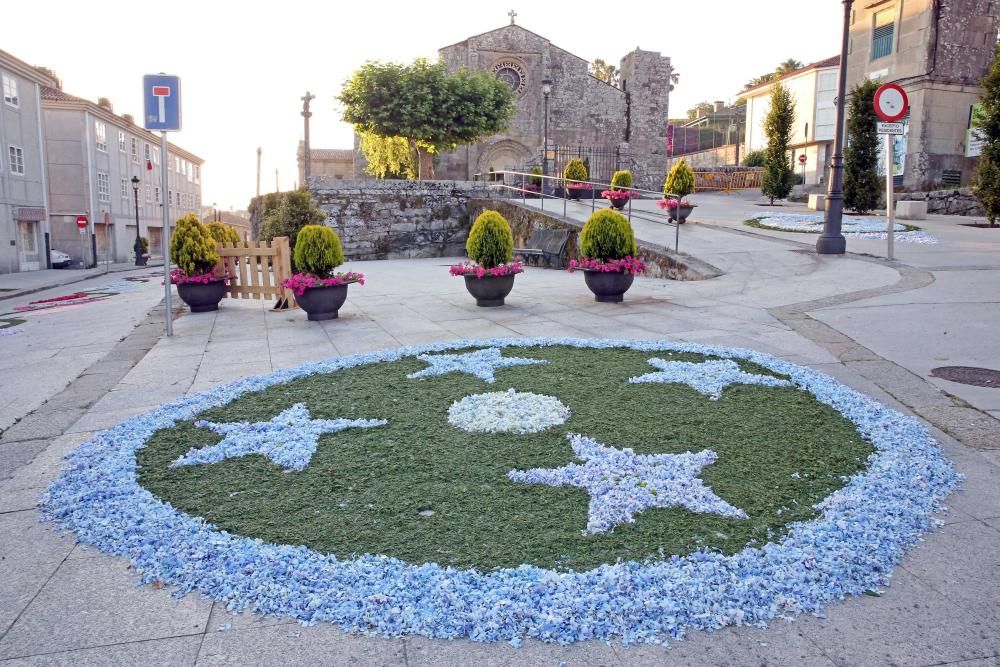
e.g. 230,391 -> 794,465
448,389 -> 570,434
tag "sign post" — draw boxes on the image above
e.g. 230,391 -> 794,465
76,215 -> 88,268
798,153 -> 807,188
874,83 -> 909,261
143,74 -> 182,336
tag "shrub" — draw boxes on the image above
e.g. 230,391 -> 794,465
664,159 -> 695,197
293,225 -> 344,278
610,170 -> 634,190
466,210 -> 514,269
138,236 -> 149,252
260,190 -> 327,253
563,158 -> 588,182
844,78 -> 881,214
579,209 -> 638,261
761,79 -> 796,204
170,214 -> 220,277
742,149 -> 766,168
530,166 -> 543,188
207,222 -> 241,246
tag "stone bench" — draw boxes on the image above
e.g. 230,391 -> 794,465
896,200 -> 928,220
808,194 -> 826,211
514,229 -> 572,269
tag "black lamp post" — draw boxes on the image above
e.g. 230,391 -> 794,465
542,78 -> 552,183
817,0 -> 853,255
131,176 -> 146,266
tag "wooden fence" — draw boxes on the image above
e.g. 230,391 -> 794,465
216,236 -> 296,310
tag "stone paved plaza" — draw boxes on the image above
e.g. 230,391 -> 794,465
1,193 -> 999,665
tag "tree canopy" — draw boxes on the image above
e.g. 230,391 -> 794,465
761,80 -> 796,204
843,79 -> 882,214
339,59 -> 515,179
742,59 -> 805,92
590,59 -> 620,87
687,102 -> 715,120
358,132 -> 417,180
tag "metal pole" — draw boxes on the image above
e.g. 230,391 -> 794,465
543,93 -> 549,179
817,0 -> 852,255
301,92 -> 314,183
161,132 -> 173,337
886,133 -> 895,260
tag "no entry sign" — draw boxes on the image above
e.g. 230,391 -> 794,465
874,83 -> 909,123
75,215 -> 88,230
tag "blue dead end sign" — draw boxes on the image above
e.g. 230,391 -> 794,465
143,74 -> 181,131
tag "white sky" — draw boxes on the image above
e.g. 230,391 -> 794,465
6,1 -> 844,211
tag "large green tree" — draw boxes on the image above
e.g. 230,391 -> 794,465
761,80 -> 796,204
339,59 -> 515,179
844,79 -> 882,214
974,42 -> 1000,226
589,59 -> 619,87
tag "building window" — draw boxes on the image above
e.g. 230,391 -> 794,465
194,164 -> 200,184
145,182 -> 152,203
176,191 -> 181,205
168,189 -> 172,205
152,146 -> 160,165
144,142 -> 151,161
8,145 -> 24,174
95,121 -> 107,152
120,177 -> 128,199
118,131 -> 126,152
872,9 -> 895,60
155,186 -> 160,203
2,74 -> 18,107
97,171 -> 111,202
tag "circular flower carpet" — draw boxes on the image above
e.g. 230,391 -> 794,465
41,338 -> 959,646
747,214 -> 939,244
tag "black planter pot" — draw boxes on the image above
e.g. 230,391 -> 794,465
463,274 -> 516,307
296,284 -> 349,321
608,198 -> 628,210
582,270 -> 635,303
668,204 -> 695,224
176,280 -> 227,313
567,187 -> 583,201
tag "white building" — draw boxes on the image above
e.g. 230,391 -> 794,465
0,49 -> 57,273
742,56 -> 840,188
41,85 -> 203,265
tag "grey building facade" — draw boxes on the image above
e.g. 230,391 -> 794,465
435,23 -> 672,189
0,49 -> 57,273
41,86 -> 203,264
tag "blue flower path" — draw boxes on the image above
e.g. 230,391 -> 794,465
40,338 -> 960,646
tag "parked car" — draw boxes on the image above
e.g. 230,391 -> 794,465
50,249 -> 72,269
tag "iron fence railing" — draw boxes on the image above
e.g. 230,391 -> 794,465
478,169 -> 684,254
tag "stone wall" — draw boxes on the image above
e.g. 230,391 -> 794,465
309,178 -> 499,260
469,199 -> 720,281
895,188 -> 984,217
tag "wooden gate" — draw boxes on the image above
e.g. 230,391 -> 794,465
216,236 -> 297,310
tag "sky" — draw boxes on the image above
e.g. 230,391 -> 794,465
5,1 -> 845,211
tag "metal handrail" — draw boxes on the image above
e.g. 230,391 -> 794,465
478,169 -> 683,253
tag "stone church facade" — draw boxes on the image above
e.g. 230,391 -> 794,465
434,23 -> 672,189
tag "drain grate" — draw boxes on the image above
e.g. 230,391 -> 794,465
930,366 -> 1000,388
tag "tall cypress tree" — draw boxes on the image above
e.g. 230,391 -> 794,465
761,79 -> 796,205
974,42 -> 1000,227
844,79 -> 882,214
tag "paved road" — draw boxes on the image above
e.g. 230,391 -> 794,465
0,196 -> 998,665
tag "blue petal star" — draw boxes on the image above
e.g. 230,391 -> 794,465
508,433 -> 747,534
407,347 -> 547,383
629,358 -> 793,400
170,404 -> 387,471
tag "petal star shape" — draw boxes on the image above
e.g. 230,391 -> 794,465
407,347 -> 547,383
508,433 -> 747,534
170,403 -> 387,472
629,358 -> 793,400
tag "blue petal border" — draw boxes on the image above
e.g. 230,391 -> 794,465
39,338 -> 960,646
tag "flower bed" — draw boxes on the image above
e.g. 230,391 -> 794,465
41,339 -> 958,646
747,214 -> 939,244
448,261 -> 524,278
567,256 -> 646,274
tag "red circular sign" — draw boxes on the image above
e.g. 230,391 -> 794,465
75,215 -> 88,230
874,83 -> 909,122
798,154 -> 807,165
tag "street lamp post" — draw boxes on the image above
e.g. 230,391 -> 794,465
542,78 -> 552,189
817,0 -> 853,255
131,176 -> 146,266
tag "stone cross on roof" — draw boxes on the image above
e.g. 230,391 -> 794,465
508,9 -> 517,24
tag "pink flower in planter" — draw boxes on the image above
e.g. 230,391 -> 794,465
567,256 -> 646,275
449,261 -> 524,278
280,272 -> 365,297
